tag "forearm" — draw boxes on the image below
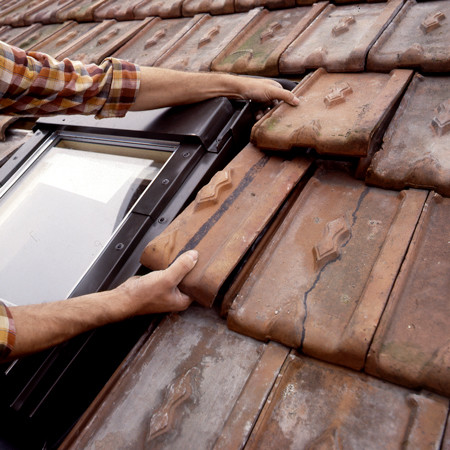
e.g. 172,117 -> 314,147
9,290 -> 132,359
130,67 -> 299,111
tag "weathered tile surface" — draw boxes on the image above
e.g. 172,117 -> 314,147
182,0 -> 235,17
56,19 -> 150,65
228,166 -> 426,369
133,0 -> 185,19
140,144 -> 311,307
23,0 -> 77,25
279,0 -> 404,73
367,74 -> 450,196
30,22 -> 98,56
93,0 -> 145,21
113,17 -> 199,66
246,354 -> 449,449
154,10 -> 261,71
0,0 -> 42,26
235,0 -> 295,12
56,0 -> 110,23
212,4 -> 327,76
61,307 -> 288,449
0,24 -> 41,45
9,23 -> 71,52
368,0 -> 450,72
366,193 -> 450,397
251,68 -> 412,156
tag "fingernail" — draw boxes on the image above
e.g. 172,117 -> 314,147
188,249 -> 199,263
292,96 -> 300,106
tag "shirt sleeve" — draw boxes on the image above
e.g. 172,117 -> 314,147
0,301 -> 16,361
0,40 -> 140,119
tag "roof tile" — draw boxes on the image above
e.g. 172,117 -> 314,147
366,192 -> 450,397
56,19 -> 151,64
93,0 -> 146,21
181,0 -> 235,17
246,354 -> 449,449
113,17 -> 200,66
0,23 -> 42,45
23,0 -> 77,25
154,10 -> 262,71
236,0 -> 295,12
251,68 -> 413,156
367,0 -> 450,72
212,4 -> 327,76
55,0 -> 111,23
133,0 -> 184,19
279,0 -> 404,73
227,166 -> 426,369
367,74 -> 450,196
140,143 -> 311,307
0,0 -> 42,26
61,307 -> 288,449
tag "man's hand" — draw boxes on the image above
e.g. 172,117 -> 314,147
117,250 -> 198,315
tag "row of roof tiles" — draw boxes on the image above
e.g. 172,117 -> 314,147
1,1 -> 448,74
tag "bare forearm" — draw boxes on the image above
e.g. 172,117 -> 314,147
130,67 -> 299,111
9,290 -> 131,358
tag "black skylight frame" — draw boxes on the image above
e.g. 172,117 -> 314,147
0,97 -> 255,449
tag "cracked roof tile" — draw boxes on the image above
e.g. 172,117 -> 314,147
228,165 -> 426,370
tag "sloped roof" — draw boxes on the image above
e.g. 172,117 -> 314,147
0,0 -> 448,447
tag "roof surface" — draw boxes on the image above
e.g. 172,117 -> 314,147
0,0 -> 449,448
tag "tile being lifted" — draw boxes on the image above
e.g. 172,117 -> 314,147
93,0 -> 146,21
60,307 -> 289,449
368,0 -> 450,72
133,0 -> 185,19
113,17 -> 201,67
23,0 -> 77,25
30,22 -> 99,57
212,4 -> 327,77
246,354 -> 449,449
182,0 -> 235,17
10,23 -> 73,52
279,0 -> 404,74
251,68 -> 413,157
154,10 -> 261,72
140,144 -> 311,308
55,0 -> 111,23
366,193 -> 450,397
367,75 -> 450,197
56,19 -> 151,65
228,166 -> 426,370
235,0 -> 295,13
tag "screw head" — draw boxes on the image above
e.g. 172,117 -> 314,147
161,178 -> 170,185
115,243 -> 125,251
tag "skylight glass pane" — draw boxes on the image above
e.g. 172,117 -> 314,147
0,138 -> 172,306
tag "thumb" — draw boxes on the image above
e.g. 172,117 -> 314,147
165,250 -> 199,285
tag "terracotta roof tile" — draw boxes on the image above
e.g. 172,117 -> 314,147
23,0 -> 78,25
93,0 -> 146,21
246,354 -> 449,449
140,143 -> 311,307
279,0 -> 404,74
154,10 -> 262,71
0,0 -> 41,26
212,4 -> 327,76
61,306 -> 288,449
367,0 -> 450,72
366,75 -> 450,196
366,192 -> 450,397
55,0 -> 111,23
228,166 -> 426,370
56,19 -> 151,64
133,0 -> 185,19
29,22 -> 98,56
251,68 -> 412,156
113,17 -> 200,66
181,0 -> 235,17
7,22 -> 72,51
0,23 -> 42,45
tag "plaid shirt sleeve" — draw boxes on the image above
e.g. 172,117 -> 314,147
0,40 -> 140,119
0,301 -> 16,361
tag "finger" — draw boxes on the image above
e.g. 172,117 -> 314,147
165,250 -> 199,285
270,86 -> 299,106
